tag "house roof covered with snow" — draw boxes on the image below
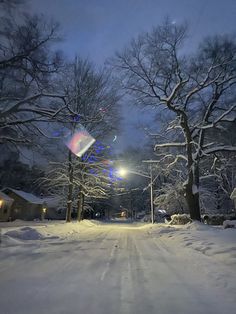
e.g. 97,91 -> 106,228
42,196 -> 62,208
2,188 -> 45,205
0,191 -> 14,202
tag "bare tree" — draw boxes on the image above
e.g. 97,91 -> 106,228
43,143 -> 121,221
112,20 -> 236,220
43,57 -> 120,222
0,2 -> 66,147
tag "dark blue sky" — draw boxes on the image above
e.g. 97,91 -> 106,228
30,0 -> 236,65
29,0 -> 236,150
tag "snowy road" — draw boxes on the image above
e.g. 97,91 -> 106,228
0,221 -> 235,314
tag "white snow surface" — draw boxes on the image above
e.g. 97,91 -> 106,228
0,220 -> 236,314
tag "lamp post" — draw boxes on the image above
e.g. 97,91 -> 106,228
141,160 -> 158,224
117,164 -> 155,224
149,165 -> 154,224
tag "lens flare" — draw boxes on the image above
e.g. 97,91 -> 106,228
65,125 -> 95,157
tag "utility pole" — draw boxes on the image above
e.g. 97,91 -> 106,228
142,160 -> 157,224
129,189 -> 134,220
118,161 -> 157,224
150,165 -> 154,224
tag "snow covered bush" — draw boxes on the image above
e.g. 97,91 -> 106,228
154,182 -> 188,215
202,214 -> 226,225
223,220 -> 236,229
169,214 -> 192,225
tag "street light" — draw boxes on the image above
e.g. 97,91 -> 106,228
117,166 -> 155,224
118,168 -> 128,177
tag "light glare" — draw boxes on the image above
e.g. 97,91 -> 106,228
118,168 -> 128,177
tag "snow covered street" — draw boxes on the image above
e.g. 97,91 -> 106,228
0,221 -> 236,314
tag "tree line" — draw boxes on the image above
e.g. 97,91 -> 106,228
1,2 -> 235,221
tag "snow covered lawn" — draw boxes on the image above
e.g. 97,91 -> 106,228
148,221 -> 236,297
1,219 -> 98,241
149,221 -> 236,265
0,220 -> 236,314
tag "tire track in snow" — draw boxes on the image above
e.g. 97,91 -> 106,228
100,234 -> 120,281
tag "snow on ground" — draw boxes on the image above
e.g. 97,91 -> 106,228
148,221 -> 236,298
149,221 -> 236,265
0,219 -> 103,244
0,220 -> 236,314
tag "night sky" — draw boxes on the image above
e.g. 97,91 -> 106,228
30,0 -> 236,64
28,0 -> 236,149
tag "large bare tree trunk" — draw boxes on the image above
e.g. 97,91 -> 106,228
77,190 -> 84,222
185,185 -> 201,220
66,150 -> 73,222
183,127 -> 201,221
185,162 -> 201,221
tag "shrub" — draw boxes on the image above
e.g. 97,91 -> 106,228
169,214 -> 192,225
223,220 -> 236,229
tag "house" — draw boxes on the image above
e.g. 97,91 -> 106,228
0,191 -> 14,221
42,196 -> 65,220
2,188 -> 46,221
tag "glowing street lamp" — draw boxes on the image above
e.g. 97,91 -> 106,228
117,165 -> 155,224
117,168 -> 128,177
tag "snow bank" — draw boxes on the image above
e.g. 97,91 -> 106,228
1,220 -> 100,243
149,222 -> 236,267
5,227 -> 45,240
169,214 -> 192,225
183,221 -> 210,231
80,219 -> 103,227
223,220 -> 236,229
148,224 -> 177,237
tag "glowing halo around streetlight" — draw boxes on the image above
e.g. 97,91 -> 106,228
117,168 -> 128,177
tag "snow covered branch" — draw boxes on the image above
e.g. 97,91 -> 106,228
154,142 -> 186,150
203,146 -> 236,155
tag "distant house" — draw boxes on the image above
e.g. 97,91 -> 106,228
43,196 -> 65,220
0,191 -> 14,221
2,188 -> 46,221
